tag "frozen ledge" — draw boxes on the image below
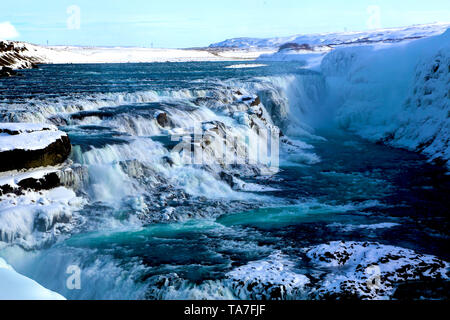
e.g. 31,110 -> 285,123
0,123 -> 71,172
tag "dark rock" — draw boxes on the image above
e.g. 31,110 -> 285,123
71,110 -> 114,120
0,135 -> 71,172
0,172 -> 62,196
17,172 -> 61,191
278,43 -> 313,52
0,66 -> 18,78
156,112 -> 172,128
250,96 -> 261,107
220,171 -> 235,188
162,156 -> 175,167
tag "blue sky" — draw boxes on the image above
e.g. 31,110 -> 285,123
1,0 -> 449,47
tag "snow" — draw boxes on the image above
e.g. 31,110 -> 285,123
0,257 -> 65,300
0,123 -> 67,152
0,122 -> 57,133
321,29 -> 450,164
225,63 -> 267,69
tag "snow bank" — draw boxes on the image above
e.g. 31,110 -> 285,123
0,257 -> 65,300
225,63 -> 267,69
321,29 -> 450,164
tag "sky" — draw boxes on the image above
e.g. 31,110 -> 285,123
1,0 -> 449,48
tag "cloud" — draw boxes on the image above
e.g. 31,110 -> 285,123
0,22 -> 20,39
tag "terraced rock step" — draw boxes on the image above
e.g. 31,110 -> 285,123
0,123 -> 71,172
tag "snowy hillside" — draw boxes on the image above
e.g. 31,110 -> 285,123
209,23 -> 450,49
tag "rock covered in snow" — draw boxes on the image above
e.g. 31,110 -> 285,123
0,123 -> 71,172
305,241 -> 449,299
226,252 -> 309,300
0,257 -> 65,300
224,242 -> 448,300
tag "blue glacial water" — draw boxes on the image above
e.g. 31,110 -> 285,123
0,61 -> 448,299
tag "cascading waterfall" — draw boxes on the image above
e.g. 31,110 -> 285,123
1,60 -> 448,300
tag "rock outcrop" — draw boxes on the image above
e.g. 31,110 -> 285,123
0,123 -> 71,172
0,40 -> 42,71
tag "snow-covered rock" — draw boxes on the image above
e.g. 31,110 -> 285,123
226,252 -> 309,300
0,257 -> 65,300
224,242 -> 448,300
305,241 -> 449,299
0,123 -> 71,172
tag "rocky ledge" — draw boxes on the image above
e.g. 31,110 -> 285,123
0,123 -> 71,172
